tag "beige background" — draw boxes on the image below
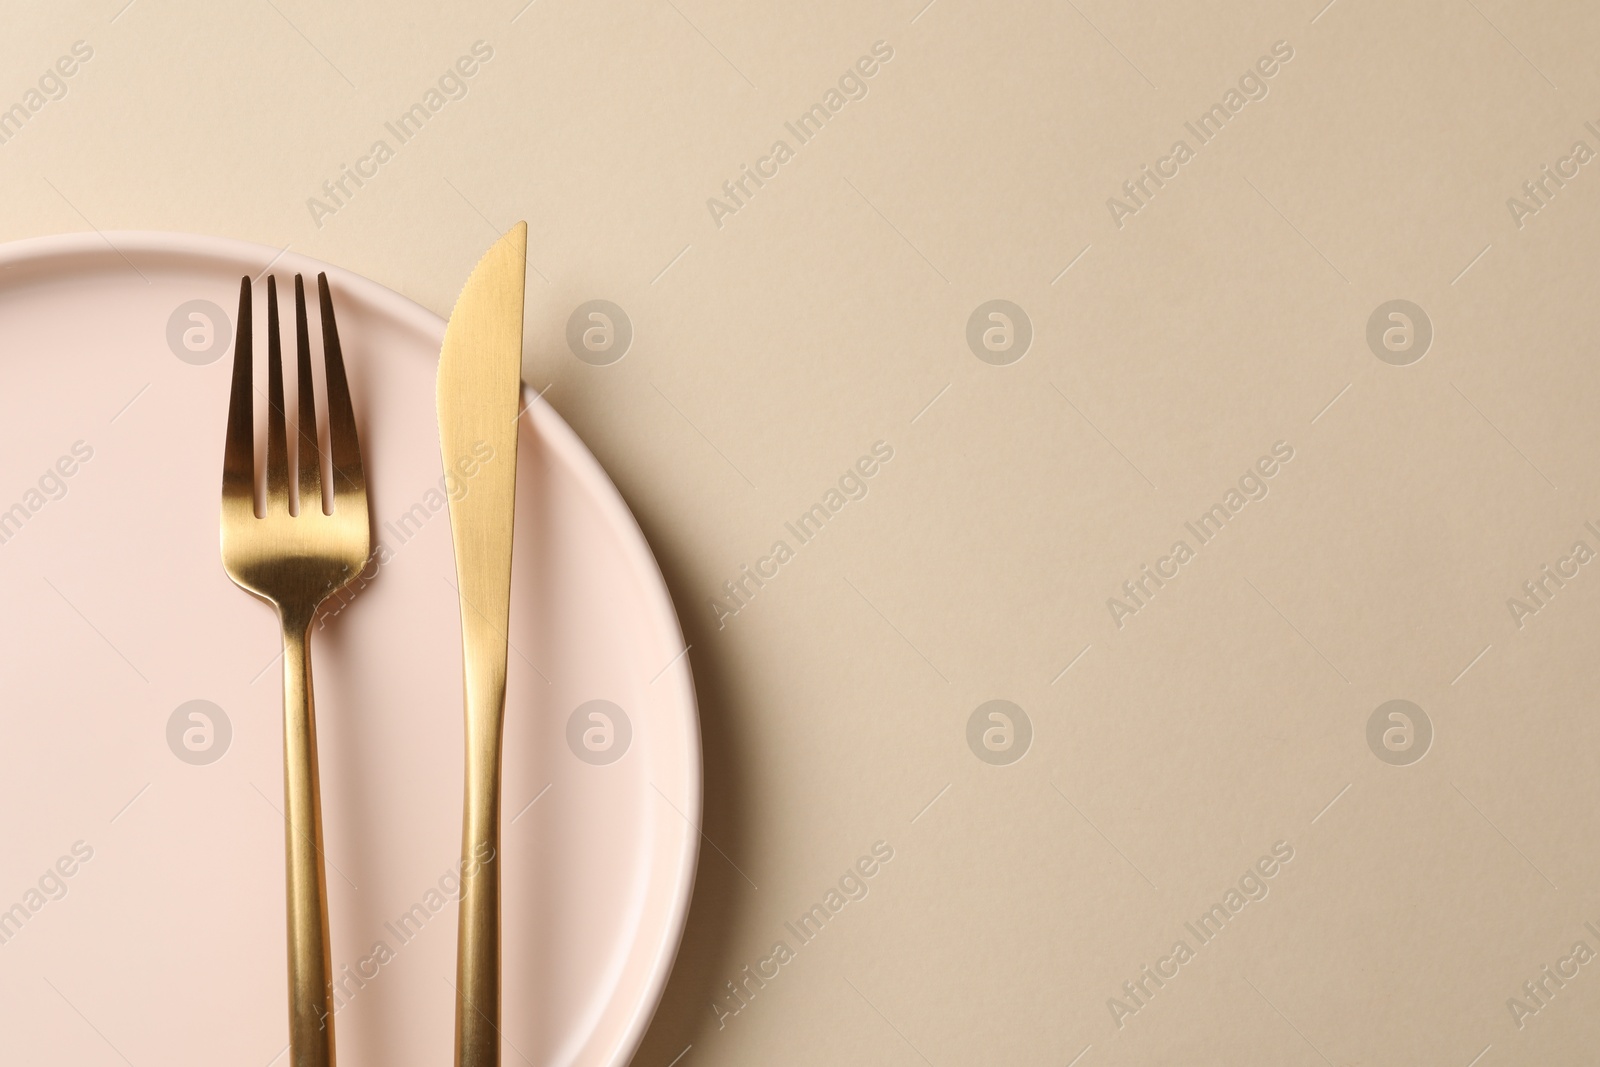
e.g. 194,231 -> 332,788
5,0 -> 1600,1064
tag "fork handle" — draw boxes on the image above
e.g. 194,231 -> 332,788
281,613 -> 337,1067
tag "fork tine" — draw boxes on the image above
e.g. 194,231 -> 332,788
317,273 -> 366,501
264,277 -> 291,512
293,275 -> 322,514
222,276 -> 255,505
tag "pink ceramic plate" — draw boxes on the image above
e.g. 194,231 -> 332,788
0,232 -> 699,1066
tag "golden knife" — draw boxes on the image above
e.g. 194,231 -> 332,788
437,222 -> 527,1067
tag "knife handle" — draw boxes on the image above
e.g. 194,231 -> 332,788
454,684 -> 505,1067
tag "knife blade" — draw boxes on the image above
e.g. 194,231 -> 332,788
437,221 -> 526,1067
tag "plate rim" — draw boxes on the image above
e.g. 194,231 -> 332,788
0,228 -> 702,1067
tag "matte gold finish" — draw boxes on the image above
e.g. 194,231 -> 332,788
438,223 -> 527,1067
220,274 -> 370,1067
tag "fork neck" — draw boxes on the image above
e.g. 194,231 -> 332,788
278,603 -> 317,646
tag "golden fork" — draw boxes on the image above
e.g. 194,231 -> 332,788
220,273 -> 370,1067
